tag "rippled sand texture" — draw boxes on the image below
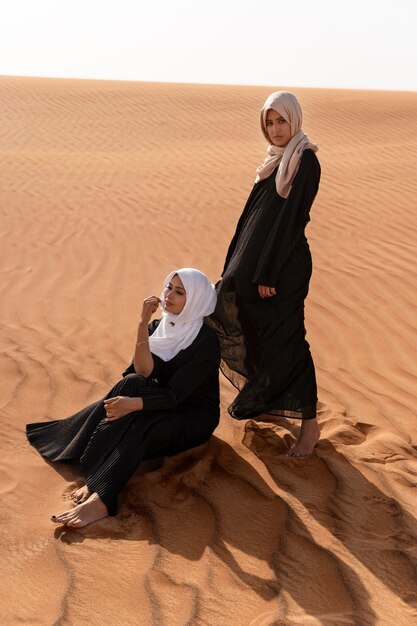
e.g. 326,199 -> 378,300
1,76 -> 417,626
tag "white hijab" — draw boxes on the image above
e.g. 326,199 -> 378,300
255,91 -> 318,198
148,268 -> 217,362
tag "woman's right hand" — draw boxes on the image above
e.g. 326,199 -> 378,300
258,285 -> 276,299
140,296 -> 161,324
104,396 -> 143,420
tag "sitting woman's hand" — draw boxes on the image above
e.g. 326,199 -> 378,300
258,285 -> 277,299
103,396 -> 143,421
140,296 -> 161,324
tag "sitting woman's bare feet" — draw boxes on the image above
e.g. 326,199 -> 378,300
51,493 -> 108,528
71,484 -> 91,504
285,418 -> 320,457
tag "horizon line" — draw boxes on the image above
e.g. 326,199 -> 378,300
1,73 -> 416,95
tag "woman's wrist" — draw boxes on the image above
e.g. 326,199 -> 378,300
138,320 -> 149,333
130,397 -> 143,411
136,321 -> 150,341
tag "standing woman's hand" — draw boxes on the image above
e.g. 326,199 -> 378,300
258,285 -> 276,299
140,296 -> 161,324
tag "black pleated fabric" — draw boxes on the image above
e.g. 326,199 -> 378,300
208,149 -> 320,421
26,323 -> 220,515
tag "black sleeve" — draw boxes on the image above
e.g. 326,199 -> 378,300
252,150 -> 320,287
221,184 -> 257,276
141,330 -> 220,411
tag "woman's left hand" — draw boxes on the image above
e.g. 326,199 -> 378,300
258,285 -> 277,298
103,396 -> 143,421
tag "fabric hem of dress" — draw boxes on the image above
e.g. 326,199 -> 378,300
228,405 -> 317,421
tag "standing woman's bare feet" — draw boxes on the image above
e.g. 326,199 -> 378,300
51,493 -> 108,528
71,484 -> 91,504
285,418 -> 320,457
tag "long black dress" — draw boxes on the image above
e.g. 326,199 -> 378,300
26,321 -> 220,515
209,149 -> 320,421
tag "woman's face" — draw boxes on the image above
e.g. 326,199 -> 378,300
163,274 -> 186,314
265,109 -> 292,147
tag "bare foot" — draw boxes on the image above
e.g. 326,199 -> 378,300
51,493 -> 108,528
71,484 -> 91,504
285,418 -> 320,457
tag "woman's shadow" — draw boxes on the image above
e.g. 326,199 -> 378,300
242,416 -> 417,622
51,433 -> 380,624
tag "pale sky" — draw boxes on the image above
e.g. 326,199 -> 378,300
1,0 -> 416,91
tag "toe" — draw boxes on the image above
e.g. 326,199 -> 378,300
53,513 -> 66,521
68,519 -> 83,528
52,514 -> 71,524
56,510 -> 76,522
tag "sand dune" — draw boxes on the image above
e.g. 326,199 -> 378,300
0,76 -> 416,625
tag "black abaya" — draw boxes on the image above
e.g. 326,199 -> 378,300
209,149 -> 320,421
26,322 -> 220,515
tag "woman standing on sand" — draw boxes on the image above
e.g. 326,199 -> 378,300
210,91 -> 320,456
27,268 -> 220,527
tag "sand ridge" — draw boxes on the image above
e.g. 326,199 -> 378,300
0,76 -> 417,625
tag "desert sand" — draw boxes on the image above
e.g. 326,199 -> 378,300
0,75 -> 416,625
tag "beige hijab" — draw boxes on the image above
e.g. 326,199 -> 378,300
255,91 -> 318,198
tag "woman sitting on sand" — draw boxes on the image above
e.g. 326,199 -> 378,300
210,91 -> 320,457
27,268 -> 220,528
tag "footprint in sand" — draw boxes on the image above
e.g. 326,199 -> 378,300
62,482 -> 84,502
322,419 -> 368,446
243,421 -> 320,467
249,612 -> 334,626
